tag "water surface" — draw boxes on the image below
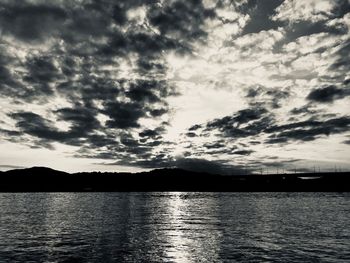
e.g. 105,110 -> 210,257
0,192 -> 349,262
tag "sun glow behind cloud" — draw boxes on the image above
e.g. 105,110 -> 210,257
0,0 -> 349,173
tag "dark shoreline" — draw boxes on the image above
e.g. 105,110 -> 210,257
0,167 -> 349,192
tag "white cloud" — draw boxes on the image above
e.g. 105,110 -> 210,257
274,0 -> 336,23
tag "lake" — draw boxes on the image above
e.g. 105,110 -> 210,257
0,192 -> 349,262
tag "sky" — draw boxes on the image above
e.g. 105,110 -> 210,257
0,0 -> 349,174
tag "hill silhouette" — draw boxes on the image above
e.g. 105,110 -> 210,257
0,167 -> 349,191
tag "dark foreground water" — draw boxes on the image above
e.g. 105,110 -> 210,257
0,193 -> 349,263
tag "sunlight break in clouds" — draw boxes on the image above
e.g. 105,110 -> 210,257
0,0 -> 349,173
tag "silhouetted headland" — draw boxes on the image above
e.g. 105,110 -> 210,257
1,166 -> 350,191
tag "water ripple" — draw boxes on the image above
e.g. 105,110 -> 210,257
0,192 -> 349,262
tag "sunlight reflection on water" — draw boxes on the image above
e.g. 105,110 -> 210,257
0,192 -> 349,262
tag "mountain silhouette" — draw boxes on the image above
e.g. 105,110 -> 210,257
0,166 -> 349,191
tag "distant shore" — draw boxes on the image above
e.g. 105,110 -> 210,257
0,167 -> 349,192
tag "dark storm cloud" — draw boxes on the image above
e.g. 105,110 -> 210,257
181,107 -> 273,158
93,0 -> 217,60
55,106 -> 100,132
265,117 -> 350,144
246,86 -> 290,109
306,85 -> 350,103
207,108 -> 268,129
136,56 -> 168,75
76,129 -> 169,162
5,107 -> 108,149
0,0 -> 218,168
19,55 -> 60,100
125,79 -> 173,103
96,27 -> 190,61
149,108 -> 169,117
102,101 -> 146,129
0,2 -> 66,42
0,128 -> 22,137
6,109 -> 104,149
83,134 -> 118,149
9,112 -> 70,142
185,132 -> 197,138
188,105 -> 350,150
232,150 -> 254,155
138,126 -> 165,142
0,64 -> 23,98
203,107 -> 273,139
188,124 -> 202,131
333,0 -> 350,16
148,0 -> 216,42
329,40 -> 350,73
0,47 -> 29,100
139,129 -> 159,138
56,74 -> 122,103
24,56 -> 59,84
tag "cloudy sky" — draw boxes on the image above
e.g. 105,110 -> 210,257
0,0 -> 349,174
